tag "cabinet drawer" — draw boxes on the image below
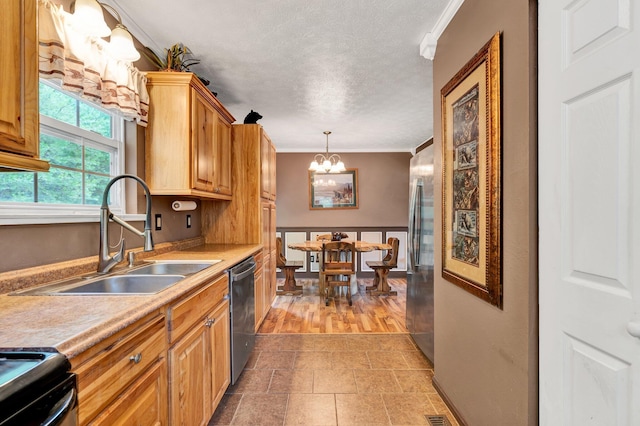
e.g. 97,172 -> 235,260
90,359 -> 167,425
75,315 -> 166,425
168,273 -> 228,343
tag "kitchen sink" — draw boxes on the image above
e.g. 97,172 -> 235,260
11,260 -> 222,296
55,274 -> 185,295
127,262 -> 216,276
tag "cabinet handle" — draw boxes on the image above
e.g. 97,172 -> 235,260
205,317 -> 215,327
214,187 -> 220,193
129,353 -> 142,364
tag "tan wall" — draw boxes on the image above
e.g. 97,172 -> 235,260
275,152 -> 411,228
432,0 -> 537,424
0,196 -> 201,273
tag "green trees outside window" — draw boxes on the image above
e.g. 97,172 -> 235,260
0,81 -> 118,205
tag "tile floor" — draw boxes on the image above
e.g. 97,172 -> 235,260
208,334 -> 458,425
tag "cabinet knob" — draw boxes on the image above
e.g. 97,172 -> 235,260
214,187 -> 220,193
129,353 -> 142,364
205,317 -> 215,327
627,321 -> 640,338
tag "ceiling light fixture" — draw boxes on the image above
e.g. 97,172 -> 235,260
71,0 -> 141,62
309,131 -> 346,173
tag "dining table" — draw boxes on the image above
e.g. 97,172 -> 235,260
288,239 -> 392,253
287,239 -> 393,295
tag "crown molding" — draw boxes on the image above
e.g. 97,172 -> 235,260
420,0 -> 465,60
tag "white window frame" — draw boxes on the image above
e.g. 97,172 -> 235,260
0,81 -> 143,225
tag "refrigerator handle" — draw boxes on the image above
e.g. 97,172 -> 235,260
409,180 -> 423,268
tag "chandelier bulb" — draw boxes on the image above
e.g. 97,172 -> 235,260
310,130 -> 344,173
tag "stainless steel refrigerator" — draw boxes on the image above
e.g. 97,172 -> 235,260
406,141 -> 435,363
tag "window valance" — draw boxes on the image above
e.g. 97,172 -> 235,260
37,0 -> 149,126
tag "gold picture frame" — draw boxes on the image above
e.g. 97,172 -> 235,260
309,169 -> 358,210
441,32 -> 502,308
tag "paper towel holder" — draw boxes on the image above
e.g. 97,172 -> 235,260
172,200 -> 197,211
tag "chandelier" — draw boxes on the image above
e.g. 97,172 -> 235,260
308,131 -> 346,173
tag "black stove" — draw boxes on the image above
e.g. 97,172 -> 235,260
0,352 -> 76,425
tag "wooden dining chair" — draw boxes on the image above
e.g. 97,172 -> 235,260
319,241 -> 356,306
365,237 -> 399,296
275,237 -> 303,295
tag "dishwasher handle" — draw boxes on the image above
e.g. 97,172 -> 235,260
229,258 -> 256,281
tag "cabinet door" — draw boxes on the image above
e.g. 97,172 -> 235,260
91,360 -> 168,426
263,253 -> 273,315
254,265 -> 264,330
269,204 -> 277,301
269,140 -> 277,200
214,116 -> 232,196
261,202 -> 276,306
260,131 -> 271,199
169,322 -> 210,426
262,203 -> 271,253
0,0 -> 38,157
192,90 -> 216,193
209,300 -> 230,410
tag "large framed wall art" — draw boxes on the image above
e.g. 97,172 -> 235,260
309,169 -> 358,210
441,32 -> 502,308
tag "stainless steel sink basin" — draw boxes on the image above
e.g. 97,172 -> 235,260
11,259 -> 222,296
127,262 -> 215,276
56,274 -> 185,295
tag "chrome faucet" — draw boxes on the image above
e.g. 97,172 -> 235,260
98,174 -> 154,274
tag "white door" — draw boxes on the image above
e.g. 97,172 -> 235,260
539,0 -> 640,424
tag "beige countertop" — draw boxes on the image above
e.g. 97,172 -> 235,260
0,243 -> 261,360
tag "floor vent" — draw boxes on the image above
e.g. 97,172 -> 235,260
426,415 -> 452,426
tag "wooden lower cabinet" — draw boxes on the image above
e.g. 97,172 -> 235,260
90,359 -> 167,425
254,252 -> 264,330
169,317 -> 210,425
73,313 -> 167,425
168,274 -> 230,425
254,265 -> 264,330
209,301 -> 230,411
74,273 -> 233,425
169,299 -> 230,425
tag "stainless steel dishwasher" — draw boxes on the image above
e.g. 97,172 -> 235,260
228,256 -> 256,385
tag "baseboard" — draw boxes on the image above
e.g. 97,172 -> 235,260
432,375 -> 468,426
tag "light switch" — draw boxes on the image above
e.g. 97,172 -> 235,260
155,214 -> 162,230
186,214 -> 192,228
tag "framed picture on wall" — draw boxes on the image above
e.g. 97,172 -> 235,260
309,169 -> 358,209
441,32 -> 502,308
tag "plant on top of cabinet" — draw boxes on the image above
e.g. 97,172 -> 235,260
142,43 -> 212,88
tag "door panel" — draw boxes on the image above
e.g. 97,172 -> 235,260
539,0 -> 640,424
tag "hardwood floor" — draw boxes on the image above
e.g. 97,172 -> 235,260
258,278 -> 408,334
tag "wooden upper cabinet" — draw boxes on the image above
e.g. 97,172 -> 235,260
215,115 -> 232,195
0,0 -> 49,172
145,72 -> 234,200
260,131 -> 276,200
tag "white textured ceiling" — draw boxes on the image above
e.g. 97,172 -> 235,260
107,0 -> 449,152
